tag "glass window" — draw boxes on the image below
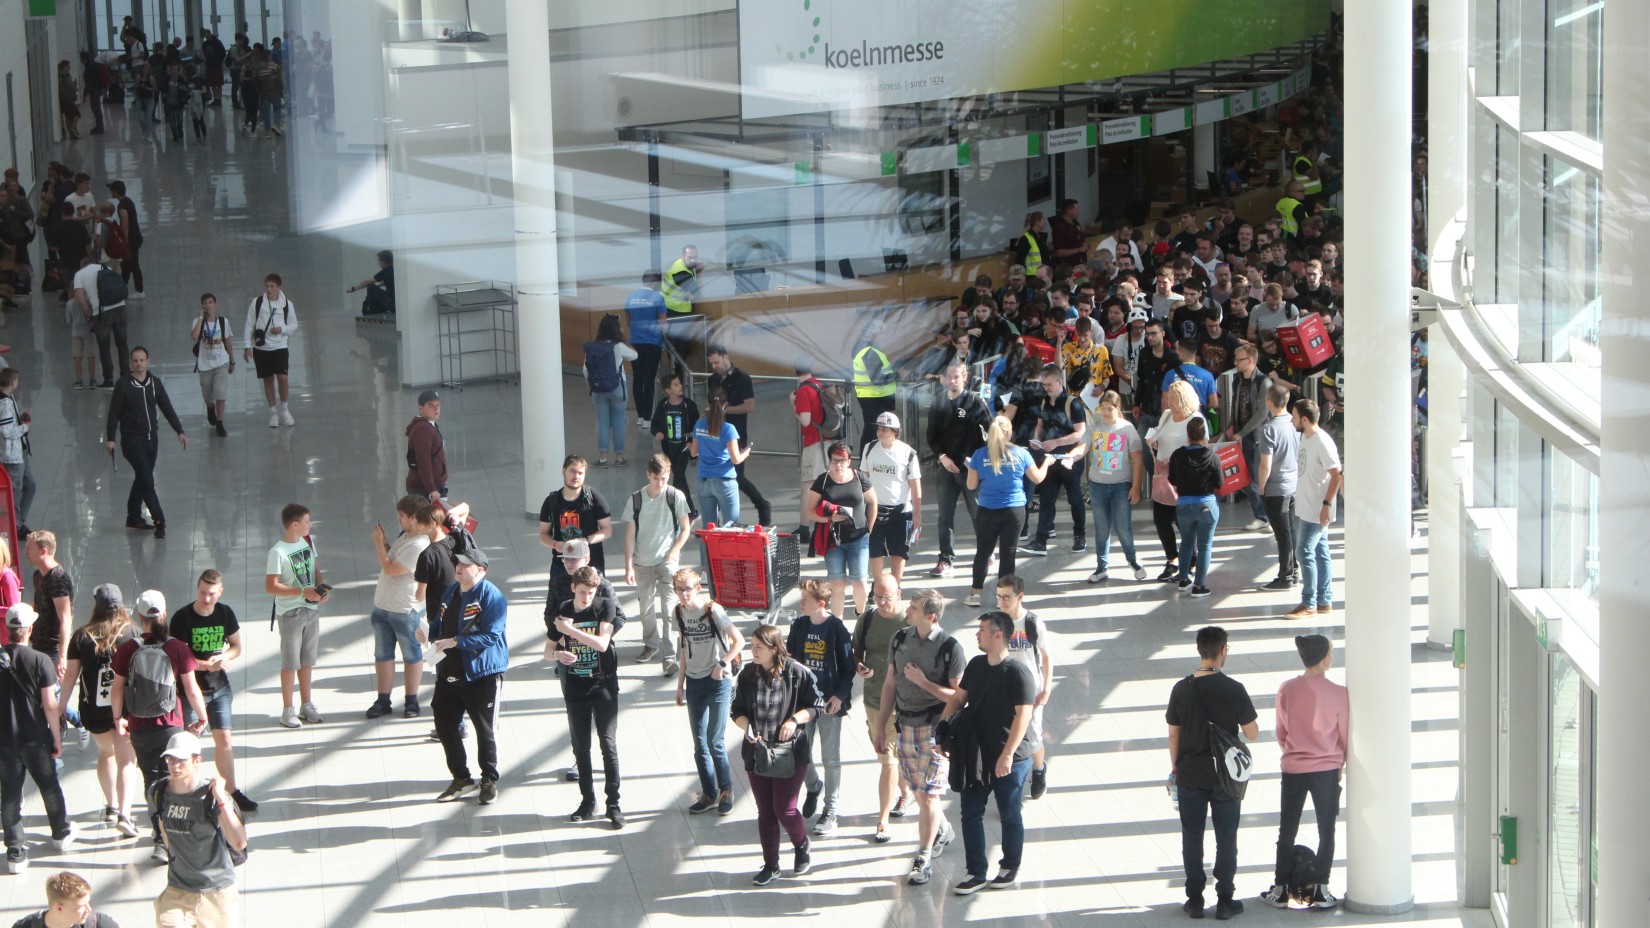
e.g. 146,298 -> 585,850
1544,0 -> 1604,138
1548,655 -> 1584,928
1540,157 -> 1601,389
1492,125 -> 1521,317
1545,446 -> 1598,608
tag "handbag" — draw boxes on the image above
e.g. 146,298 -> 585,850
1193,674 -> 1254,800
752,737 -> 797,778
1151,460 -> 1179,506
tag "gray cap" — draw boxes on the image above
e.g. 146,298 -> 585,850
454,548 -> 489,569
1295,634 -> 1331,667
417,389 -> 441,406
93,583 -> 123,611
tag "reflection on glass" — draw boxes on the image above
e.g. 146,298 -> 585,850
1549,655 -> 1582,928
1545,447 -> 1598,628
1541,158 -> 1601,383
1544,0 -> 1605,138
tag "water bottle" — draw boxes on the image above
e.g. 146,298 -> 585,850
1167,771 -> 1179,810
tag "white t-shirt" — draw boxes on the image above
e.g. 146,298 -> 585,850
266,538 -> 320,615
1294,428 -> 1343,524
1110,332 -> 1147,390
245,293 -> 297,351
372,532 -> 429,613
193,315 -> 233,372
65,192 -> 96,216
1005,609 -> 1047,695
72,263 -> 114,312
860,439 -> 921,509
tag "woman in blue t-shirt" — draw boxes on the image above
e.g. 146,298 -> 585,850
965,415 -> 1049,606
692,389 -> 751,525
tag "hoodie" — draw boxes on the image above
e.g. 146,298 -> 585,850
105,374 -> 183,442
405,415 -> 447,496
1168,443 -> 1223,503
244,292 -> 296,351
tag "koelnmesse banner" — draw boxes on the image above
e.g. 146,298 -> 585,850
737,0 -> 1329,119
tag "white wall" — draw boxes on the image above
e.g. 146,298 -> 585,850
0,0 -> 38,177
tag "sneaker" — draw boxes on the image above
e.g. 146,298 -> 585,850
51,824 -> 74,854
126,519 -> 155,531
299,703 -> 324,724
717,789 -> 734,816
873,826 -> 891,844
1183,897 -> 1205,919
1132,564 -> 1150,581
963,593 -> 981,607
637,417 -> 648,428
1260,884 -> 1289,909
954,874 -> 989,895
907,854 -> 932,885
436,778 -> 477,802
1177,579 -> 1192,592
606,805 -> 624,829
366,698 -> 393,719
279,707 -> 302,728
78,727 -> 90,751
153,522 -> 166,540
478,779 -> 498,805
268,410 -> 279,428
1244,519 -> 1269,532
989,867 -> 1019,889
1190,586 -> 1211,599
150,842 -> 170,865
1285,606 -> 1317,619
1071,537 -> 1088,553
231,790 -> 259,812
813,813 -> 837,836
687,793 -> 716,815
569,800 -> 596,822
5,846 -> 25,873
792,841 -> 811,875
1309,885 -> 1339,909
1215,898 -> 1243,920
752,865 -> 780,886
564,768 -> 580,782
1157,564 -> 1180,582
404,696 -> 421,718
280,406 -> 295,427
1263,577 -> 1295,591
1317,604 -> 1334,615
114,814 -> 140,838
931,821 -> 954,858
637,645 -> 658,663
96,380 -> 115,391
1019,539 -> 1048,556
929,561 -> 953,578
889,796 -> 908,818
215,420 -> 228,437
72,380 -> 84,391
1087,568 -> 1109,584
662,659 -> 679,676
1029,763 -> 1047,800
801,787 -> 820,820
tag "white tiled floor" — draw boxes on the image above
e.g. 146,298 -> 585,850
0,101 -> 1489,927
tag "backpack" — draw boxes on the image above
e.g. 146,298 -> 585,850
125,640 -> 178,718
1286,844 -> 1320,903
102,221 -> 130,259
630,487 -> 688,531
584,340 -> 622,394
673,599 -> 739,672
890,626 -> 957,694
805,380 -> 852,441
96,266 -> 128,309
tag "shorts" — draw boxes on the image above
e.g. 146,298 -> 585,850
1026,703 -> 1044,752
252,347 -> 289,379
156,884 -> 237,928
72,334 -> 97,363
868,507 -> 912,560
80,707 -> 115,735
198,364 -> 229,402
371,607 -> 425,663
277,606 -> 320,670
866,709 -> 897,768
824,532 -> 870,582
184,684 -> 234,732
799,442 -> 828,483
895,719 -> 949,796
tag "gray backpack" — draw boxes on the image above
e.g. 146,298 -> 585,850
125,641 -> 178,718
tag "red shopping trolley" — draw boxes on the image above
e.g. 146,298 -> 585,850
696,526 -> 802,613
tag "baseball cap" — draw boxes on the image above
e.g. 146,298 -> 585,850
5,603 -> 37,629
161,731 -> 203,761
135,590 -> 167,619
417,389 -> 441,406
1126,308 -> 1149,325
1007,264 -> 1026,279
559,539 -> 591,561
93,583 -> 123,611
454,549 -> 490,569
875,411 -> 900,431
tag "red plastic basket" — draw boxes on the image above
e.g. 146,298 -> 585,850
696,528 -> 800,610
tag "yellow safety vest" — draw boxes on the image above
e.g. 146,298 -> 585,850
852,345 -> 896,398
661,258 -> 696,315
1021,232 -> 1043,274
1275,196 -> 1303,237
1292,156 -> 1323,196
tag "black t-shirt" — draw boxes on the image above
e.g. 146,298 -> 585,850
1165,670 -> 1258,791
0,643 -> 57,744
809,470 -> 872,537
538,487 -> 612,575
48,222 -> 91,265
116,195 -> 142,245
708,367 -> 755,442
30,566 -> 73,659
168,603 -> 239,694
68,627 -> 134,725
1031,391 -> 1083,443
1195,330 -> 1242,377
1171,300 -> 1219,344
415,535 -> 457,624
959,655 -> 1037,763
1135,347 -> 1175,415
551,597 -> 619,700
651,397 -> 700,447
373,265 -> 394,306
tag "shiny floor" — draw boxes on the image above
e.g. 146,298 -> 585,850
0,102 -> 1487,927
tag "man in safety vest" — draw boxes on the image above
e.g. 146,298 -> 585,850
853,320 -> 898,451
1291,142 -> 1324,197
1273,181 -> 1309,246
661,245 -> 703,316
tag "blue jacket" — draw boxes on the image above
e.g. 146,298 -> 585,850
438,578 -> 509,681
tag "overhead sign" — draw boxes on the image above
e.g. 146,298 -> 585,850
738,0 -> 1331,119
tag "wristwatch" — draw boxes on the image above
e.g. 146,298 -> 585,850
1322,499 -> 1332,507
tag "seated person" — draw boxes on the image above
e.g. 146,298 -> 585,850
348,249 -> 396,316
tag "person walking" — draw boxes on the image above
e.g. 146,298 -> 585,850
583,314 -> 637,467
861,412 -> 922,581
788,579 -> 853,837
549,566 -> 624,827
1166,625 -> 1259,920
1019,363 -> 1088,557
1,603 -> 73,875
242,274 -> 298,428
0,369 -> 36,535
623,270 -> 666,427
366,498 -> 432,720
851,574 -> 914,844
672,568 -> 743,816
650,371 -> 700,519
731,624 -> 823,886
964,416 -> 1048,607
167,571 -> 257,813
1262,634 -> 1347,910
802,443 -> 878,618
1253,385 -> 1301,591
430,549 -> 508,804
405,389 -> 447,501
925,359 -> 991,578
265,504 -> 329,729
994,575 -> 1053,800
623,454 -> 692,674
1167,417 -> 1223,599
107,181 -> 144,301
60,585 -> 140,836
151,731 -> 247,927
707,345 -> 773,525
692,389 -> 750,525
72,254 -> 130,389
8,871 -> 126,928
190,294 -> 236,437
1147,381 -> 1204,582
105,347 -> 188,539
1085,390 -> 1148,583
23,533 -> 73,684
1286,400 -> 1343,619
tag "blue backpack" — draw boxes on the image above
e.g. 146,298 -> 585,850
584,340 -> 622,394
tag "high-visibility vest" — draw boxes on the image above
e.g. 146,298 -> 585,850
1275,196 -> 1303,237
661,258 -> 696,315
852,345 -> 896,398
1021,232 -> 1043,274
1292,156 -> 1323,196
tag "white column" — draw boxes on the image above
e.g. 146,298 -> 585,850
1596,1 -> 1650,923
1192,122 -> 1216,192
504,0 -> 563,515
1341,0 -> 1415,914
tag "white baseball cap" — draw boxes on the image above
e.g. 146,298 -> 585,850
135,589 -> 167,619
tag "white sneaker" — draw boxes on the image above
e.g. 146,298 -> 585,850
1132,564 -> 1149,581
128,290 -> 146,300
963,593 -> 981,607
280,406 -> 295,427
636,646 -> 658,663
1244,519 -> 1269,532
299,702 -> 324,723
150,841 -> 170,864
1087,568 -> 1108,583
636,417 -> 648,428
51,823 -> 74,854
268,409 -> 279,429
279,706 -> 302,728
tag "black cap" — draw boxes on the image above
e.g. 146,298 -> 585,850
417,389 -> 441,406
1295,634 -> 1331,667
454,549 -> 489,569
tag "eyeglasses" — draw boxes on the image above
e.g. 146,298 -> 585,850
672,585 -> 696,593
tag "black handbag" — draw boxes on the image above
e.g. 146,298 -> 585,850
1193,674 -> 1254,800
752,737 -> 797,778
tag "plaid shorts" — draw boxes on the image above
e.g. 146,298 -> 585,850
895,720 -> 948,796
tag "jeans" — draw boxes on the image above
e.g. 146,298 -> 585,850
1175,500 -> 1218,586
803,711 -> 844,815
258,94 -> 282,131
1264,496 -> 1297,580
934,467 -> 977,563
635,560 -> 679,660
591,386 -> 627,455
121,434 -> 164,525
960,756 -> 1031,879
698,477 -> 740,525
632,343 -> 661,418
1296,517 -> 1333,608
0,741 -> 70,849
1239,436 -> 1268,521
971,506 -> 1023,590
164,103 -> 183,139
4,457 -> 36,526
92,305 -> 131,383
1274,770 -> 1340,885
1088,481 -> 1139,571
433,672 -> 503,783
130,724 -> 182,837
566,687 -> 621,806
1179,784 -> 1241,901
748,764 -> 809,869
823,533 -> 870,581
121,243 -> 145,294
1034,457 -> 1086,542
684,675 -> 734,796
370,607 -> 425,663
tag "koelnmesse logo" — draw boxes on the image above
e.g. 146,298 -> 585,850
773,0 -> 824,62
772,0 -> 945,69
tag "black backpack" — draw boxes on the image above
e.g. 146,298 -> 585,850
584,340 -> 622,394
96,266 -> 128,308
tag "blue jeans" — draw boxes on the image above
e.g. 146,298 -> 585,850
1175,500 -> 1219,586
698,477 -> 740,525
1088,481 -> 1140,571
1296,517 -> 1333,608
591,387 -> 627,455
960,756 -> 1031,879
1180,784 -> 1241,901
684,674 -> 734,796
370,607 -> 425,663
823,533 -> 870,581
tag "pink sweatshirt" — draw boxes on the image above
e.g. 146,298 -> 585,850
1275,674 -> 1349,774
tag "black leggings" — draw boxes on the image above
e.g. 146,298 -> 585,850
971,506 -> 1023,591
1152,501 -> 1180,564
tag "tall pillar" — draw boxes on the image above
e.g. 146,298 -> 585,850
1192,121 -> 1216,192
504,0 -> 563,515
1596,1 -> 1650,923
1341,0 -> 1415,914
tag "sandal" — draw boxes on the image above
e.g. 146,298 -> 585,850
890,796 -> 908,818
873,825 -> 891,844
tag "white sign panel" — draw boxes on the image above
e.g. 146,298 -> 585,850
1045,126 -> 1092,154
1101,115 -> 1150,144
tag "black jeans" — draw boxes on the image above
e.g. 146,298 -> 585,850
663,442 -> 697,516
0,741 -> 70,849
130,723 -> 181,837
433,672 -> 503,783
121,242 -> 144,294
1264,495 -> 1298,580
971,506 -> 1022,590
92,305 -> 131,383
857,394 -> 896,451
1179,784 -> 1240,901
935,467 -> 977,564
565,687 -> 621,806
121,434 -> 163,525
1152,501 -> 1180,564
632,343 -> 662,419
733,444 -> 771,524
1034,456 -> 1086,542
1274,770 -> 1340,885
